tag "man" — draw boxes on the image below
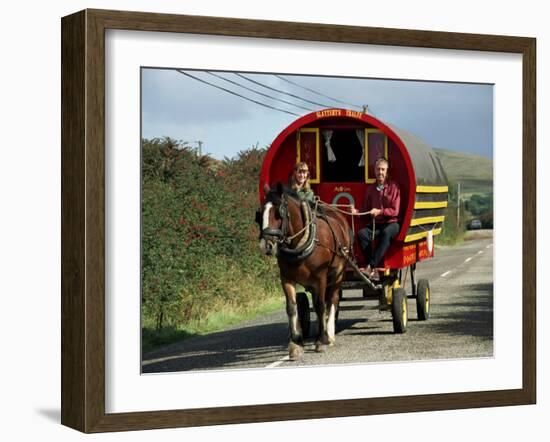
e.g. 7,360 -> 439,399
356,157 -> 400,280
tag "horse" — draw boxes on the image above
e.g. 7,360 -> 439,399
257,183 -> 352,360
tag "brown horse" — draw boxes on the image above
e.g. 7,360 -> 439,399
257,183 -> 352,360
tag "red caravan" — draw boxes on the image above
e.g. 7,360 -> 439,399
259,108 -> 449,271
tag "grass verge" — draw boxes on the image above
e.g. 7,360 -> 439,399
142,295 -> 284,354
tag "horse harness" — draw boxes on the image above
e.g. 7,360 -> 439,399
263,194 -> 349,264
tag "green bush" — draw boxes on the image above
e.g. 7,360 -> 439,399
141,137 -> 280,334
465,193 -> 493,216
438,202 -> 466,245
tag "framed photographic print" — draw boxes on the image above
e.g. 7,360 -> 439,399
61,9 -> 536,433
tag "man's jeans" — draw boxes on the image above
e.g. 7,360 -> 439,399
357,222 -> 400,268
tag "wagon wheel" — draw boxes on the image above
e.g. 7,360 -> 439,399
416,279 -> 430,320
391,288 -> 408,334
296,292 -> 311,339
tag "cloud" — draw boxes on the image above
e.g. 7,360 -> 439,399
141,69 -> 493,159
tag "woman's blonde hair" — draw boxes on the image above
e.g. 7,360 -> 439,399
289,161 -> 311,191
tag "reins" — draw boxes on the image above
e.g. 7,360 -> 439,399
283,197 -> 318,244
316,199 -> 376,242
274,194 -> 349,260
310,198 -> 352,261
315,199 -> 382,290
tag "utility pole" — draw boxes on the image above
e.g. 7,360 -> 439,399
184,140 -> 203,156
456,182 -> 461,227
195,140 -> 203,156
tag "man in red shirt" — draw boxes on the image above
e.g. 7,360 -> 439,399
357,157 -> 401,280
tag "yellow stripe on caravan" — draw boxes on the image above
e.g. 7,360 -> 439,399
414,201 -> 448,209
416,185 -> 449,193
405,228 -> 442,243
409,216 -> 445,226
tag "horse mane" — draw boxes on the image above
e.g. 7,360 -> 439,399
265,188 -> 280,204
265,184 -> 301,206
285,189 -> 303,205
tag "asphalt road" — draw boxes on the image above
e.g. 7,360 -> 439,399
142,231 -> 493,373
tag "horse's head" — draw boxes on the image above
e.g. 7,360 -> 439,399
256,183 -> 290,257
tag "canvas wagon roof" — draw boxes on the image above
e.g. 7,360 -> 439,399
386,123 -> 448,187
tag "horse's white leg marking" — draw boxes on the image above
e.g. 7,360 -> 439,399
283,282 -> 300,339
290,312 -> 299,336
282,281 -> 303,360
262,202 -> 273,230
327,303 -> 336,344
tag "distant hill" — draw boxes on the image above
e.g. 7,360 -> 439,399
434,148 -> 493,198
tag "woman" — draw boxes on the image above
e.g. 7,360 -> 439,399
289,162 -> 315,204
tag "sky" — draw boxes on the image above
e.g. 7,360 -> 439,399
141,68 -> 493,160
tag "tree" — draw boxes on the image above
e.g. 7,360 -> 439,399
465,193 -> 493,216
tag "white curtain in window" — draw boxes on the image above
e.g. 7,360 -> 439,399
356,129 -> 365,166
322,130 -> 336,162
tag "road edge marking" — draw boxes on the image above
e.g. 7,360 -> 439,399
266,355 -> 291,368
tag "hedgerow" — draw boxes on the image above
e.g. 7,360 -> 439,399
141,137 -> 280,332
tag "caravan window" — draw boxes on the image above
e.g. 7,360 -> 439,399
321,129 -> 364,182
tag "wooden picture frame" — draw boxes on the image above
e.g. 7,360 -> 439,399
61,9 -> 536,433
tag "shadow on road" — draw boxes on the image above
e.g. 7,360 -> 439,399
426,282 -> 493,339
337,304 -> 370,313
143,315 -> 365,373
346,329 -> 394,337
142,321 -> 289,373
335,317 -> 371,334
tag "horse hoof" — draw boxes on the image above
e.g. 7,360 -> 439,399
289,351 -> 300,361
315,343 -> 326,353
289,343 -> 303,361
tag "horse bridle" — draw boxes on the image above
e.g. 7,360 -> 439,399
261,196 -> 290,244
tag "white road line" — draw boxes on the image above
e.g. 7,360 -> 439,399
266,355 -> 290,368
478,250 -> 484,254
464,257 -> 472,263
441,271 -> 451,277
486,244 -> 493,249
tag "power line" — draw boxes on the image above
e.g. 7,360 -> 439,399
177,70 -> 300,117
205,71 -> 316,113
235,73 -> 334,108
274,75 -> 363,110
